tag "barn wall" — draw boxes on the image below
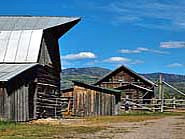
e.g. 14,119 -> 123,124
37,65 -> 60,90
97,69 -> 154,100
61,88 -> 74,97
0,85 -> 29,122
0,88 -> 7,119
34,84 -> 60,119
73,86 -> 117,116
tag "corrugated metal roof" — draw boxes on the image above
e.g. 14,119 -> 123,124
0,16 -> 80,63
0,16 -> 80,31
0,30 -> 43,63
0,16 -> 79,63
0,63 -> 38,81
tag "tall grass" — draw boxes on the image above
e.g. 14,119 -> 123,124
0,120 -> 17,131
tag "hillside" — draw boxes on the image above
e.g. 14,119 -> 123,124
62,67 -> 185,83
61,67 -> 111,89
141,73 -> 185,83
61,67 -> 185,95
62,67 -> 111,77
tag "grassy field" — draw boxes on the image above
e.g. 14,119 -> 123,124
0,112 -> 184,139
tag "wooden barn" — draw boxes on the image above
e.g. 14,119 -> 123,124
61,81 -> 121,116
0,16 -> 80,121
94,65 -> 156,100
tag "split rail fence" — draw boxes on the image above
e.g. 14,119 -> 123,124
120,98 -> 185,112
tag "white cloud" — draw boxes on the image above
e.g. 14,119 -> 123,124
62,52 -> 96,60
104,56 -> 144,66
131,60 -> 144,65
160,41 -> 185,48
104,57 -> 131,63
120,49 -> 140,54
167,63 -> 184,68
150,50 -> 169,54
120,47 -> 148,54
137,47 -> 149,51
120,47 -> 168,54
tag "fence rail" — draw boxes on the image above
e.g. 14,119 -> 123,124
120,98 -> 185,112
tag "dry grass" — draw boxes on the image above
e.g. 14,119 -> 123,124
0,123 -> 105,139
83,111 -> 184,125
0,112 -> 184,139
84,115 -> 161,125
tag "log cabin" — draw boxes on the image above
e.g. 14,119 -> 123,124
0,16 -> 80,121
94,65 -> 156,101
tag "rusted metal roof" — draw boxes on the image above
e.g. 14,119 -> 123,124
0,63 -> 38,81
0,16 -> 80,31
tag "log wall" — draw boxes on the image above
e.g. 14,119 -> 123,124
97,69 -> 154,100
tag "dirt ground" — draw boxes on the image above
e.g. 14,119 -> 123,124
1,115 -> 185,139
70,116 -> 185,139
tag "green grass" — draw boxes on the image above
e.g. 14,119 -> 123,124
0,121 -> 105,139
0,112 -> 184,139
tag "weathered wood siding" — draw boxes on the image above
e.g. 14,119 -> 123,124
0,85 -> 29,122
34,84 -> 59,118
61,88 -> 74,97
73,85 -> 117,116
97,69 -> 154,100
0,88 -> 8,120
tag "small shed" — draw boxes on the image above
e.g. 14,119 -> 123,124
0,16 -> 80,121
61,81 -> 121,116
95,65 -> 156,100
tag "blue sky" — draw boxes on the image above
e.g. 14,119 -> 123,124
0,0 -> 185,74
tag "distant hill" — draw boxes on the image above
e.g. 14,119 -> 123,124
61,67 -> 185,94
62,67 -> 111,77
62,67 -> 185,83
141,73 -> 185,83
61,67 -> 111,89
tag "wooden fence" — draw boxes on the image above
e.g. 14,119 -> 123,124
120,98 -> 185,112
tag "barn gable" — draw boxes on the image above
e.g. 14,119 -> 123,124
95,65 -> 155,87
94,65 -> 156,100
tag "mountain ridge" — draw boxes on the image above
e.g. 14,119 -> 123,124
62,67 -> 185,83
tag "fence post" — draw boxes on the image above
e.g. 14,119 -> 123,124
173,96 -> 176,109
151,98 -> 156,112
159,74 -> 162,100
159,74 -> 164,112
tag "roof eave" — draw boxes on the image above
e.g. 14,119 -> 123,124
94,65 -> 156,86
